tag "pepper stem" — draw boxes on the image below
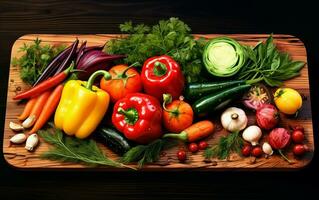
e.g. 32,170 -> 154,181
86,70 -> 111,91
162,94 -> 179,116
153,61 -> 167,76
162,131 -> 188,141
118,107 -> 139,125
121,62 -> 139,78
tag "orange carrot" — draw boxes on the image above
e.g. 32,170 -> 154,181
18,97 -> 38,120
22,90 -> 52,129
163,120 -> 215,142
29,85 -> 64,133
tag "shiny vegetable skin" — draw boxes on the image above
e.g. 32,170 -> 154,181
100,64 -> 142,103
97,127 -> 132,155
184,80 -> 246,101
163,120 -> 215,142
18,97 -> 38,120
141,55 -> 185,101
29,84 -> 64,134
192,84 -> 251,115
13,64 -> 73,100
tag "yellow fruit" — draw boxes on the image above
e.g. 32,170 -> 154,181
274,88 -> 302,115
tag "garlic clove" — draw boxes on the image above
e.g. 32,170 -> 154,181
22,115 -> 36,129
262,142 -> 273,155
9,122 -> 24,131
25,133 -> 39,151
10,133 -> 27,144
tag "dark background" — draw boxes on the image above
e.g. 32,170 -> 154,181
0,0 -> 318,199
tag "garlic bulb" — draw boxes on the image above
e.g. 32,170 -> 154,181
10,133 -> 27,144
242,125 -> 262,146
262,142 -> 273,155
25,134 -> 39,151
221,107 -> 248,132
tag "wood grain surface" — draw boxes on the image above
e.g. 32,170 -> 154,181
3,34 -> 314,170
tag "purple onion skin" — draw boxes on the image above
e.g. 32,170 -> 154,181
76,50 -> 125,80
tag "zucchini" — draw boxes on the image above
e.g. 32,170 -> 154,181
184,80 -> 246,101
192,84 -> 251,115
96,126 -> 132,155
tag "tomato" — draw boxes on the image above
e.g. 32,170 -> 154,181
242,145 -> 252,157
292,130 -> 305,144
188,143 -> 199,153
163,98 -> 193,133
198,141 -> 208,150
293,144 -> 307,156
100,64 -> 142,103
251,146 -> 263,157
177,150 -> 187,162
274,88 -> 302,115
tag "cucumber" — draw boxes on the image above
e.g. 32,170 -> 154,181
192,84 -> 251,115
184,80 -> 246,101
96,126 -> 132,155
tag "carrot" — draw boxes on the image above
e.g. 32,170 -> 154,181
163,120 -> 215,142
17,97 -> 38,120
22,90 -> 51,129
29,84 -> 64,134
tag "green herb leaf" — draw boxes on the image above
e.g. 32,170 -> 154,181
204,132 -> 243,160
121,138 -> 175,168
38,126 -> 136,170
11,38 -> 66,85
105,17 -> 206,83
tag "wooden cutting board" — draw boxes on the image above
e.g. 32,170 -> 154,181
3,34 -> 314,170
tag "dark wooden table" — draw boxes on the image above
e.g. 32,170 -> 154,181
1,0 -> 318,199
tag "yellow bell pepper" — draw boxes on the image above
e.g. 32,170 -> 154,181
54,70 -> 111,139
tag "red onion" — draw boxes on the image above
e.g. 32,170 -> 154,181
256,104 -> 279,130
268,128 -> 292,163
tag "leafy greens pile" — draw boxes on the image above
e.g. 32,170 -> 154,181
237,35 -> 305,87
105,17 -> 206,83
11,38 -> 66,85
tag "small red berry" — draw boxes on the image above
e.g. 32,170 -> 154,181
188,143 -> 199,153
293,144 -> 307,156
177,150 -> 187,162
198,141 -> 208,150
252,146 -> 263,157
242,145 -> 252,157
292,130 -> 305,144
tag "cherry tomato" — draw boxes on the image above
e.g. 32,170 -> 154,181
177,150 -> 187,162
292,125 -> 304,133
242,145 -> 252,157
252,146 -> 263,157
292,130 -> 305,144
198,141 -> 208,150
293,144 -> 307,156
188,143 -> 199,153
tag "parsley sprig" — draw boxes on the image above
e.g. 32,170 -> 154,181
106,17 -> 206,83
11,38 -> 65,85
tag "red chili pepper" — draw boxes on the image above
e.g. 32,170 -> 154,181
13,63 -> 73,100
112,93 -> 163,144
141,55 -> 185,101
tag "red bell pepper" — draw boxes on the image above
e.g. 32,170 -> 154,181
112,93 -> 163,144
141,55 -> 185,101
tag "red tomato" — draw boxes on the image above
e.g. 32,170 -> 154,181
188,143 -> 199,153
100,64 -> 142,103
198,141 -> 208,150
291,130 -> 305,144
177,150 -> 187,162
163,99 -> 193,133
242,145 -> 252,157
252,146 -> 263,157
